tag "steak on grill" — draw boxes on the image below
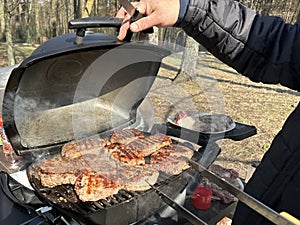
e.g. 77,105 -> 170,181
106,143 -> 145,165
34,155 -> 87,187
118,165 -> 159,191
61,136 -> 108,159
34,153 -> 119,188
127,133 -> 172,157
110,128 -> 145,145
150,144 -> 194,175
32,130 -> 195,202
74,172 -> 122,202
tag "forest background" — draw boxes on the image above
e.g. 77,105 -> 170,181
1,0 -> 300,66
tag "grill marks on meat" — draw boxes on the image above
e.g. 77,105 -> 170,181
61,136 -> 108,159
118,165 -> 159,191
34,130 -> 195,202
34,156 -> 88,188
127,133 -> 172,157
34,152 -> 118,188
150,144 -> 194,175
110,128 -> 145,145
77,154 -> 118,176
75,172 -> 122,202
106,143 -> 145,165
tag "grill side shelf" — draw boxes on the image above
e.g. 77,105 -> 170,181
152,123 -> 256,146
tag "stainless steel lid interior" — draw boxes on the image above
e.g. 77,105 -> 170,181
2,22 -> 170,154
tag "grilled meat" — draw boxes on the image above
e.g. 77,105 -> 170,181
74,172 -> 122,202
61,136 -> 108,159
118,165 -> 159,191
127,133 -> 172,157
34,155 -> 87,187
209,164 -> 239,180
110,128 -> 145,145
160,144 -> 194,158
105,143 -> 145,165
34,152 -> 118,188
77,153 -> 119,175
150,144 -> 194,175
33,130 -> 195,202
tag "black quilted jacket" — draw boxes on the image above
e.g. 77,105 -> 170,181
176,0 -> 300,224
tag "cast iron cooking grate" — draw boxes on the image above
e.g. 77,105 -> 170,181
30,168 -> 191,215
26,138 -> 200,225
34,177 -> 136,214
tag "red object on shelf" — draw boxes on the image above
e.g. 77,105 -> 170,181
0,114 -> 13,154
191,186 -> 212,210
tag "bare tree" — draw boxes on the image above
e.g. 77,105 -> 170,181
84,0 -> 95,17
0,2 -> 5,39
3,0 -> 19,65
173,35 -> 199,83
32,0 -> 41,43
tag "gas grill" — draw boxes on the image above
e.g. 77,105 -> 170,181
0,16 -> 257,225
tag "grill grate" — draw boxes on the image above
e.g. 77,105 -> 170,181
27,138 -> 200,225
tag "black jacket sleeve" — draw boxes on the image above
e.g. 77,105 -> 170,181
177,0 -> 300,91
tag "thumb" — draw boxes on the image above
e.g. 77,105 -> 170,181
130,15 -> 158,32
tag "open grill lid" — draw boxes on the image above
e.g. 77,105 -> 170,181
2,17 -> 170,155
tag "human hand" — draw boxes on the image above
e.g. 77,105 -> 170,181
116,0 -> 180,40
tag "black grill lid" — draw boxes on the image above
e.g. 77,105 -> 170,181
2,17 -> 170,155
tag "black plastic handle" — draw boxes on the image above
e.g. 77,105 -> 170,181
69,17 -> 125,44
68,16 -> 123,30
68,16 -> 153,44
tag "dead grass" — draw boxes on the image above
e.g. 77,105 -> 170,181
151,51 -> 300,179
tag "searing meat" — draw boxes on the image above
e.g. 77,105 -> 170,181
61,136 -> 108,159
150,155 -> 190,175
106,143 -> 145,165
34,153 -> 119,188
32,130 -> 195,202
77,154 -> 119,176
34,155 -> 87,187
118,165 -> 159,191
110,128 -> 145,145
74,172 -> 122,202
150,144 -> 194,175
127,133 -> 172,157
160,144 -> 194,158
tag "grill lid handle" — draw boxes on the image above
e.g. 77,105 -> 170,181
68,16 -> 124,45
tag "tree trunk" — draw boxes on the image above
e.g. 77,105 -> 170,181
74,0 -> 85,18
173,36 -> 198,83
51,0 -> 57,37
32,0 -> 41,43
3,0 -> 16,65
0,2 -> 5,39
84,0 -> 94,17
